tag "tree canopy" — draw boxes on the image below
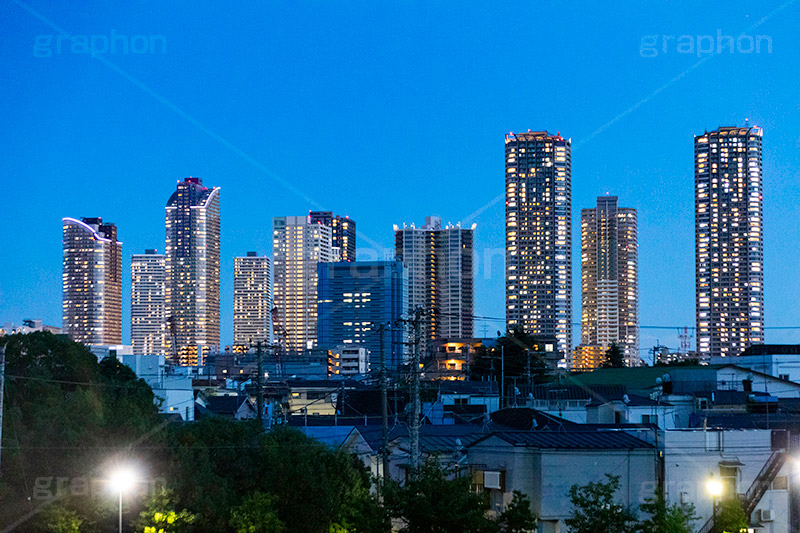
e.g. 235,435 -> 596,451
565,474 -> 637,533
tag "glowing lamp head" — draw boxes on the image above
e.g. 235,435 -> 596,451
109,467 -> 137,494
706,478 -> 723,498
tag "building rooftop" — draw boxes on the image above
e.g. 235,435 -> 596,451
473,430 -> 654,450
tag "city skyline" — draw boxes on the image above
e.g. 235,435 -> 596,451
4,2 -> 800,354
43,124 -> 774,360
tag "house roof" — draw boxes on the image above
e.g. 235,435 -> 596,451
490,408 -> 582,431
204,394 -> 252,415
439,381 -> 498,395
472,430 -> 654,450
586,393 -> 672,407
566,367 -> 689,390
298,426 -> 363,449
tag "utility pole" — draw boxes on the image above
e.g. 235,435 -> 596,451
255,341 -> 265,425
409,308 -> 422,472
0,345 -> 5,474
526,348 -> 532,392
379,323 -> 389,482
500,346 -> 504,410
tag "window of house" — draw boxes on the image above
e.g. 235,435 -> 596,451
772,476 -> 788,490
642,414 -> 658,425
484,471 -> 502,490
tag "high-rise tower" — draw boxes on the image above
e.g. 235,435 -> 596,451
233,252 -> 272,345
579,196 -> 639,365
695,125 -> 764,357
505,131 -> 572,358
272,215 -> 336,352
309,211 -> 356,262
394,216 -> 474,347
62,217 -> 122,345
165,177 -> 221,365
131,249 -> 167,356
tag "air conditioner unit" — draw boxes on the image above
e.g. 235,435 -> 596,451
759,509 -> 774,522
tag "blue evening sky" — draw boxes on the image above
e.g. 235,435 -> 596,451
2,0 -> 799,357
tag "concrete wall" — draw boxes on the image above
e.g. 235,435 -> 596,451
468,436 -> 657,533
663,429 -> 791,532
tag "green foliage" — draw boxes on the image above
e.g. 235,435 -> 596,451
229,492 -> 284,533
637,488 -> 697,533
43,506 -> 84,533
497,491 -> 537,532
135,487 -> 196,533
565,474 -> 637,533
713,498 -> 748,533
155,419 -> 385,532
470,329 -> 549,383
0,332 -> 160,531
384,459 -> 494,533
599,343 -> 626,368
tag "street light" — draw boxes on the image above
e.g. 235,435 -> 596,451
706,477 -> 723,498
109,467 -> 137,533
706,475 -> 723,528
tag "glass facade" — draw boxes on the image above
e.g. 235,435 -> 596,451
317,261 -> 408,370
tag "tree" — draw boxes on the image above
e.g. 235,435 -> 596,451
155,420 -> 386,532
42,506 -> 84,533
497,491 -> 537,533
600,343 -> 626,368
637,487 -> 697,533
470,329 -> 549,384
229,492 -> 284,533
0,332 -> 161,532
135,487 -> 197,533
565,474 -> 637,533
713,498 -> 748,533
384,459 -> 494,533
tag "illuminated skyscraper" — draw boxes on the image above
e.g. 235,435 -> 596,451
579,196 -> 639,365
695,125 -> 764,357
394,216 -> 474,347
62,217 -> 122,345
272,215 -> 336,352
165,177 -> 221,365
505,131 -> 572,359
234,252 -> 272,345
309,211 -> 356,262
131,249 -> 167,356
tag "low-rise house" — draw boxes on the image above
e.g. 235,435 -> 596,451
197,394 -> 256,420
120,353 -> 195,421
712,344 -> 800,383
586,394 -> 674,428
467,430 -> 657,533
